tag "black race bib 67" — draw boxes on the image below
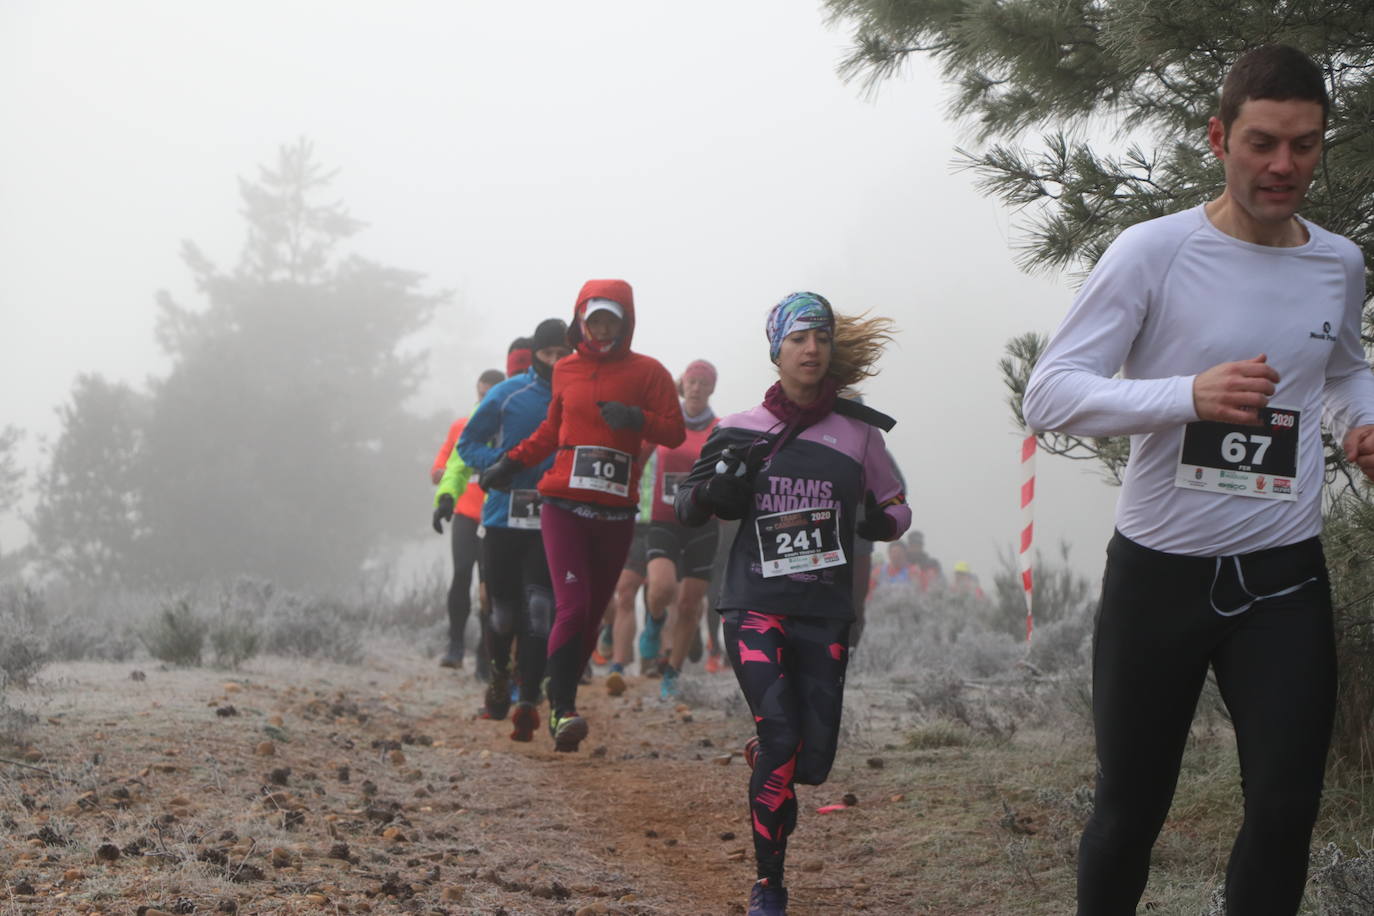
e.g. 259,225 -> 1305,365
1174,406 -> 1299,501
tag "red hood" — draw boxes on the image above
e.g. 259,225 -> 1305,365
568,278 -> 635,360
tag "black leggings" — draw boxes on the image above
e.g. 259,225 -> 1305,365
447,515 -> 481,643
723,610 -> 850,887
482,527 -> 554,705
1078,532 -> 1335,916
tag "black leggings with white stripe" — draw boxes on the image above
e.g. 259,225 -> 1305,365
1078,531 -> 1334,915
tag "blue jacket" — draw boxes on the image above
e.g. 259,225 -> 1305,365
457,368 -> 555,529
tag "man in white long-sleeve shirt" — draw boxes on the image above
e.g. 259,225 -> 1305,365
1023,45 -> 1374,915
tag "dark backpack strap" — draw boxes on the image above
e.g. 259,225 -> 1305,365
834,397 -> 896,432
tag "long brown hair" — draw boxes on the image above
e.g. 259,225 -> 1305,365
828,311 -> 896,390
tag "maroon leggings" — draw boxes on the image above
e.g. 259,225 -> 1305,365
540,501 -> 636,715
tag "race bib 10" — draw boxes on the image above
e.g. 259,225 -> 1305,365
569,445 -> 632,498
1174,406 -> 1299,502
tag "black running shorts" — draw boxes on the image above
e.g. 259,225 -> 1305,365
646,520 -> 719,580
622,524 -> 650,578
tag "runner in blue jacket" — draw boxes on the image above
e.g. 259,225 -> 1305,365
457,318 -> 568,741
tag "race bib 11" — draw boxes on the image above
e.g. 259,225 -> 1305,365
508,489 -> 542,529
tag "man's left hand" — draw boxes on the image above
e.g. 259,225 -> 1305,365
1342,424 -> 1374,481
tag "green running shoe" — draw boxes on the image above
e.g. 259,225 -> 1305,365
549,710 -> 589,753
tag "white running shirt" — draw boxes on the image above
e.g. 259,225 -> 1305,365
1024,205 -> 1374,556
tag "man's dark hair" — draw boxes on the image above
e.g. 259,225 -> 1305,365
1219,44 -> 1329,136
478,368 -> 505,387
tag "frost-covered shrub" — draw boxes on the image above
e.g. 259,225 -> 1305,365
358,566 -> 447,631
220,576 -> 275,617
206,577 -> 267,668
140,595 -> 207,666
0,581 -> 48,688
44,611 -> 140,662
946,629 -> 1020,678
261,593 -> 364,665
1309,842 -> 1374,915
209,616 -> 261,669
1025,609 -> 1093,675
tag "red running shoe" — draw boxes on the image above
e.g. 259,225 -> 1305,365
510,701 -> 539,742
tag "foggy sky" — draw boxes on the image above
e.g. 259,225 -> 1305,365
0,1 -> 1121,585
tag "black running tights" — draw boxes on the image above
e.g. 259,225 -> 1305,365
1078,532 -> 1335,915
447,514 -> 481,645
481,527 -> 553,705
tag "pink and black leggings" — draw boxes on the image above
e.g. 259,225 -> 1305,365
540,501 -> 636,716
723,609 -> 850,887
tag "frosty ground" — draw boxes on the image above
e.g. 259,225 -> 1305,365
3,585 -> 1373,915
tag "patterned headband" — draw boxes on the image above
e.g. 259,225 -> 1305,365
765,292 -> 834,363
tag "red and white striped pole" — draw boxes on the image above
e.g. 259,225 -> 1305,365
1019,434 -> 1036,641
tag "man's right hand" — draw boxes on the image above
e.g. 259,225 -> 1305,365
1192,354 -> 1280,426
432,494 -> 455,534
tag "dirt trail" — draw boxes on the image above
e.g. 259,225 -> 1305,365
0,642 -> 1068,915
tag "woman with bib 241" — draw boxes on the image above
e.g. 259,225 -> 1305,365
675,292 -> 908,916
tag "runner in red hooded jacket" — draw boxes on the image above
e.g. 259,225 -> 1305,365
480,279 -> 685,751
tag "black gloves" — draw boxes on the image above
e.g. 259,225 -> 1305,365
598,401 -> 644,431
849,618 -> 865,649
855,491 -> 896,542
702,446 -> 753,520
704,473 -> 753,520
432,494 -> 455,534
478,454 -> 523,492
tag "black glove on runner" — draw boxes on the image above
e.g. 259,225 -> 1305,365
704,473 -> 753,521
854,491 -> 896,542
432,494 -> 455,534
478,454 -> 523,492
597,401 -> 645,431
